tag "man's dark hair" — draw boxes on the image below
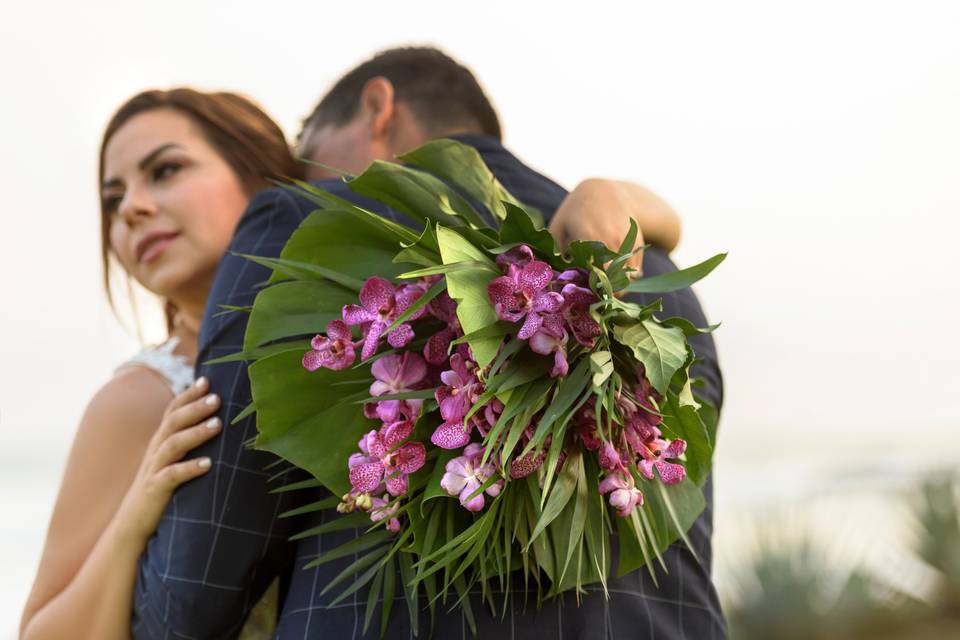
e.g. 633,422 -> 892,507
301,46 -> 502,142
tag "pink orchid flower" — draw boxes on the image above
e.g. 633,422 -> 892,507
560,284 -> 601,347
343,276 -> 425,360
599,471 -> 644,517
348,422 -> 426,497
638,438 -> 687,485
366,352 -> 427,423
528,313 -> 569,378
487,259 -> 564,340
368,494 -> 401,532
302,320 -> 356,371
440,443 -> 503,512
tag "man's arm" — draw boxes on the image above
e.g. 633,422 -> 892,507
131,188 -> 312,639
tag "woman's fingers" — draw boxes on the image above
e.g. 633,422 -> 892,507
154,456 -> 213,493
156,391 -> 220,441
152,418 -> 222,471
163,376 -> 210,416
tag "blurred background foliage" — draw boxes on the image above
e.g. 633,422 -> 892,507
724,474 -> 960,639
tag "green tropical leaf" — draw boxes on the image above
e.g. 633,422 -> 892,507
398,138 -> 521,222
612,319 -> 687,394
348,160 -> 488,229
244,281 -> 357,350
435,226 -> 501,368
623,253 -> 727,294
498,203 -> 561,265
249,348 -> 372,496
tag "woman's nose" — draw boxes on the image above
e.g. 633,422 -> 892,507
117,186 -> 156,226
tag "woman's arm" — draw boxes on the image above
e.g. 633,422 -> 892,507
20,371 -> 220,640
549,178 -> 682,272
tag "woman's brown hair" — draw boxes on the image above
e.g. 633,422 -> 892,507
98,88 -> 302,334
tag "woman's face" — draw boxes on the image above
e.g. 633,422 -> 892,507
101,109 -> 250,307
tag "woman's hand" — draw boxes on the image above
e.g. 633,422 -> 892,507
114,377 -> 222,543
549,178 -> 682,275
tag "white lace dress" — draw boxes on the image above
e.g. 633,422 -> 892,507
114,336 -> 278,638
115,336 -> 195,393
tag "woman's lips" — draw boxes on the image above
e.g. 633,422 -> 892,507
138,232 -> 180,263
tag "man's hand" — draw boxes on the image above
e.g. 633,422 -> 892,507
549,178 -> 682,275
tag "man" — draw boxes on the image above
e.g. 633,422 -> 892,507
132,46 -> 726,639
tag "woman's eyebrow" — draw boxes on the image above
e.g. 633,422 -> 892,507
101,143 -> 185,190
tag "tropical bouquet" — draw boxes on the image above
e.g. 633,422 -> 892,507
231,139 -> 724,636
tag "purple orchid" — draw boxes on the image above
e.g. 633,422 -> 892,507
528,313 -> 569,378
348,422 -> 426,497
435,353 -> 481,422
343,276 -> 426,360
598,441 -> 622,471
440,443 -> 503,512
638,438 -> 687,485
424,290 -> 462,365
366,352 -> 427,423
599,471 -> 644,517
302,320 -> 356,371
487,259 -> 564,340
495,244 -> 535,269
560,284 -> 601,347
369,494 -> 401,532
509,451 -> 545,479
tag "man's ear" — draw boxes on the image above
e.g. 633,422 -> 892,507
359,77 -> 396,141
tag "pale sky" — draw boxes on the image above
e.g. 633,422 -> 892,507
3,0 -> 959,632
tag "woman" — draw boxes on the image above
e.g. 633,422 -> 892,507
20,87 -> 681,639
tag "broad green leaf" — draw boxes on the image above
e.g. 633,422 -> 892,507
348,160 -> 488,229
612,319 -> 687,394
398,138 -> 522,222
642,476 -> 706,557
435,226 -> 501,368
566,240 -> 619,270
498,203 -> 561,266
623,253 -> 727,294
660,316 -> 721,337
244,281 -> 357,350
249,348 -> 372,496
268,209 -> 411,286
393,225 -> 442,268
661,392 -> 713,486
589,350 -> 614,390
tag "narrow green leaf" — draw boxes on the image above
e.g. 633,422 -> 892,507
384,278 -> 446,334
234,253 -> 366,291
623,253 -> 727,294
278,496 -> 340,519
527,450 -> 581,546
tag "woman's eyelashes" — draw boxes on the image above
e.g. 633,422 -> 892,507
151,161 -> 182,182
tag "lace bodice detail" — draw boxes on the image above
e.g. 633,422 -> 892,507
115,336 -> 195,394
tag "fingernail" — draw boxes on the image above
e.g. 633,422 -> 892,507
195,377 -> 207,388
198,457 -> 212,468
204,394 -> 219,407
205,417 -> 221,429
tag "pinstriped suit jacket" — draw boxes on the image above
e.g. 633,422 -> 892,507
131,135 -> 727,639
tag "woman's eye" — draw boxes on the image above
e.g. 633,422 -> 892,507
102,196 -> 122,214
152,162 -> 181,181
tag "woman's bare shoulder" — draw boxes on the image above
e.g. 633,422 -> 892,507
80,366 -> 175,441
